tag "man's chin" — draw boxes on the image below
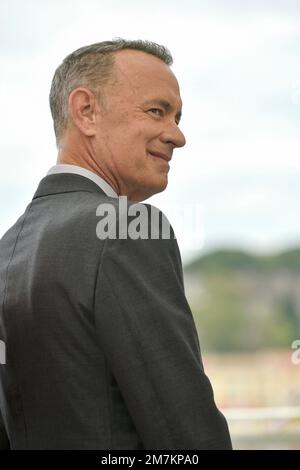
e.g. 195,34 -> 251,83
128,178 -> 168,202
146,179 -> 168,200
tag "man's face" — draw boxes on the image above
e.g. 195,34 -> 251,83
93,49 -> 186,201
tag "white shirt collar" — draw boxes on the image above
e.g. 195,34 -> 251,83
47,164 -> 118,198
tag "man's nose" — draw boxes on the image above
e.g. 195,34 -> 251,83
161,123 -> 186,149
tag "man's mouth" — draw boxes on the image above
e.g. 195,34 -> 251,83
148,151 -> 171,163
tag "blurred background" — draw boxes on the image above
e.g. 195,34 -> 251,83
1,0 -> 300,449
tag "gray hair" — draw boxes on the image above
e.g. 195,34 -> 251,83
49,38 -> 173,145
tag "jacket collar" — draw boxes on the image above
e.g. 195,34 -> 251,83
32,173 -> 110,200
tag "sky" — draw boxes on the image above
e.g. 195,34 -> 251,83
0,0 -> 300,262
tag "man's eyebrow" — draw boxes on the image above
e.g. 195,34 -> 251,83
144,99 -> 182,123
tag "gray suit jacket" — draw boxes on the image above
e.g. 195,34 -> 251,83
0,173 -> 232,449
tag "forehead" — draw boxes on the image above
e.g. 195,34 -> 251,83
110,49 -> 182,107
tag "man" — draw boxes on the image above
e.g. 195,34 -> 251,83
0,39 -> 232,449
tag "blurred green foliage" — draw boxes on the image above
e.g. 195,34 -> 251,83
183,248 -> 300,352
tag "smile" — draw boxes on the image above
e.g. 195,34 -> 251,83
148,152 -> 170,169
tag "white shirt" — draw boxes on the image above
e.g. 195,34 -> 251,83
47,164 -> 118,198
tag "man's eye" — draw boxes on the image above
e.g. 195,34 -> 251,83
149,108 -> 163,116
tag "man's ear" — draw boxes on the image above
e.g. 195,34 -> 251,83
68,87 -> 98,137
